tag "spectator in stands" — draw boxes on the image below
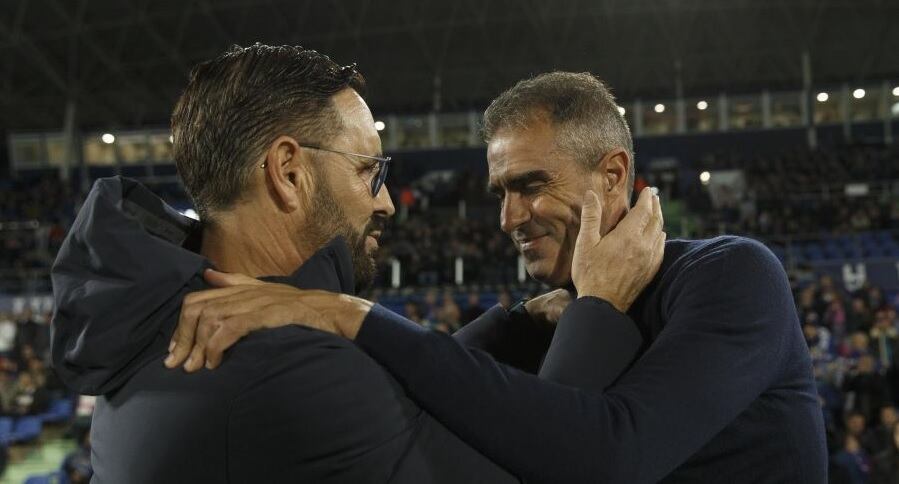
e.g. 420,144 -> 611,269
844,355 -> 892,424
438,297 -> 462,334
833,433 -> 872,484
62,427 -> 93,484
0,313 -> 15,355
0,371 -> 15,415
11,372 -> 48,416
871,310 -> 899,369
850,297 -> 876,334
461,292 -> 485,325
827,298 -> 851,341
403,301 -> 423,324
872,421 -> 899,484
866,406 -> 899,457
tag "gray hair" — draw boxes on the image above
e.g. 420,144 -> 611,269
483,72 -> 635,197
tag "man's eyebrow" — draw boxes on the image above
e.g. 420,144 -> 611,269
487,170 -> 551,195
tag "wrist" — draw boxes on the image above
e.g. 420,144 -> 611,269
334,295 -> 374,340
577,289 -> 627,313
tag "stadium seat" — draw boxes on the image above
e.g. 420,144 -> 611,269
10,416 -> 43,444
0,417 -> 13,445
23,471 -> 65,484
40,398 -> 74,424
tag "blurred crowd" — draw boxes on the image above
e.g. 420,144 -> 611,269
0,176 -> 75,293
799,275 -> 899,483
690,146 -> 899,238
0,307 -> 59,417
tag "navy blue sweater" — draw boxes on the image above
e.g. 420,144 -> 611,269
356,236 -> 828,483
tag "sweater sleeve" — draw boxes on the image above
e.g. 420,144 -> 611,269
451,304 -> 555,373
355,239 -> 793,484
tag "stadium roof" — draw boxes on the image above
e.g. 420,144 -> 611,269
1,0 -> 898,131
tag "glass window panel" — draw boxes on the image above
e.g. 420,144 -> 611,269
686,98 -> 717,132
770,92 -> 802,128
850,85 -> 880,122
813,90 -> 842,124
83,136 -> 117,166
729,95 -> 762,130
118,133 -> 150,165
437,113 -> 471,148
148,133 -> 174,163
10,136 -> 44,167
643,101 -> 674,135
397,116 -> 430,149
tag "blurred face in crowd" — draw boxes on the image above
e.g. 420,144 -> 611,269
858,355 -> 875,374
487,113 -> 629,287
850,332 -> 870,352
881,407 -> 897,428
847,414 -> 866,436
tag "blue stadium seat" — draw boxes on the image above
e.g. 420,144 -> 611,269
23,471 -> 65,484
0,417 -> 13,444
40,399 -> 74,424
10,416 -> 43,444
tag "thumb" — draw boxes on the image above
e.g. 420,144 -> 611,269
203,269 -> 263,288
576,190 -> 604,248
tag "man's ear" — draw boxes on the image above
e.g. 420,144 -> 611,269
262,136 -> 315,212
596,148 -> 630,196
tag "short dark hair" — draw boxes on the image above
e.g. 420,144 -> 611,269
483,72 -> 635,196
171,43 -> 365,221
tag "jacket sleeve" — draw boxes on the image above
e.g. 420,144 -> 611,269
355,239 -> 793,484
451,304 -> 555,374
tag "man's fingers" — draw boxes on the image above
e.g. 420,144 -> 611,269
577,190 -> 603,246
644,190 -> 664,235
204,269 -> 264,288
183,315 -> 219,372
204,321 -> 249,370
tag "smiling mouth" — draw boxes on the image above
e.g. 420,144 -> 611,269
518,234 -> 547,251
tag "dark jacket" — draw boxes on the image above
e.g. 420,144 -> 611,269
50,177 -> 522,483
354,236 -> 829,484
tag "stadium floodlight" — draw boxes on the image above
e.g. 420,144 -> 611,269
654,103 -> 665,113
696,100 -> 708,110
101,133 -> 115,144
617,106 -> 626,116
852,88 -> 866,99
816,92 -> 829,102
892,86 -> 899,97
700,171 -> 711,185
374,121 -> 386,131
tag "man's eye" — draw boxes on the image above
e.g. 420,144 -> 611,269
522,183 -> 543,194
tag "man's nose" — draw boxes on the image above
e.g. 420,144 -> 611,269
374,183 -> 396,218
500,193 -> 530,234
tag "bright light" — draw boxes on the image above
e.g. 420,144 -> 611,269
181,209 -> 199,221
892,86 -> 899,97
696,100 -> 708,111
699,171 -> 711,185
816,92 -> 829,102
654,103 -> 665,113
892,102 -> 899,116
168,135 -> 174,143
853,88 -> 866,99
617,106 -> 626,116
101,133 -> 115,144
374,120 -> 386,131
